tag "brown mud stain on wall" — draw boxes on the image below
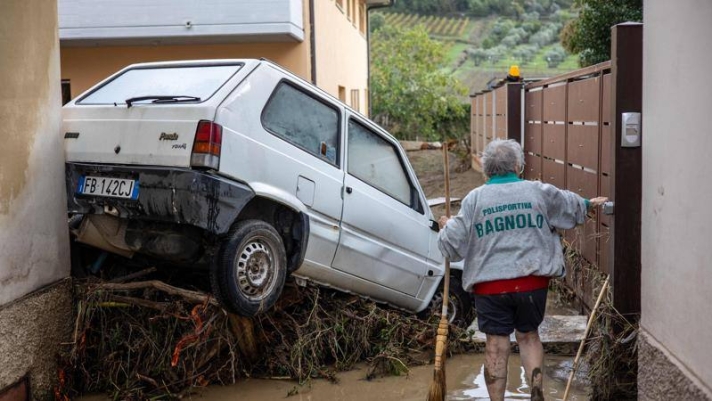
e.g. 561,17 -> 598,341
0,0 -> 57,214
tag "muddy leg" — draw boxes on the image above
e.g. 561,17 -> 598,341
484,334 -> 510,401
515,330 -> 544,400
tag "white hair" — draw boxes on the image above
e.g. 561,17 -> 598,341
481,139 -> 525,177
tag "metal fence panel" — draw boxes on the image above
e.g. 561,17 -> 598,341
525,122 -> 542,155
542,85 -> 566,122
602,74 -> 611,124
567,166 -> 598,199
542,159 -> 565,189
567,124 -> 599,170
525,153 -> 541,180
542,123 -> 565,161
568,77 -> 600,122
495,86 -> 506,114
601,125 -> 612,175
525,90 -> 542,121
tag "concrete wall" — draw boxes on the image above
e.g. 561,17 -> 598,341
0,0 -> 72,398
314,0 -> 369,114
640,0 -> 712,398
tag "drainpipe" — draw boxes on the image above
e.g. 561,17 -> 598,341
366,0 -> 395,117
309,0 -> 317,85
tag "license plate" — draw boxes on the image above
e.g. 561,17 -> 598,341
78,176 -> 139,199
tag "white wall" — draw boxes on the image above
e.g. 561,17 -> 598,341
0,0 -> 70,306
641,0 -> 712,390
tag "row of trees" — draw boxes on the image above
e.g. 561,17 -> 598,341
391,0 -> 575,18
467,11 -> 572,68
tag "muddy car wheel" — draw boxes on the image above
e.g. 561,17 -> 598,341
211,220 -> 287,317
424,274 -> 475,329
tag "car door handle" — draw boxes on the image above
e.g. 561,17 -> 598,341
345,186 -> 353,194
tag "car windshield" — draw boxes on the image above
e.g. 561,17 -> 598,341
77,64 -> 242,105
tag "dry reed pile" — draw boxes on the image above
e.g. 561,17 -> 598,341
56,272 -> 468,400
556,244 -> 639,400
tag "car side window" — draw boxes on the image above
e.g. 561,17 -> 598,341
347,119 -> 416,209
262,82 -> 340,165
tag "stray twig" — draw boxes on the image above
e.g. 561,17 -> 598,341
109,267 -> 158,283
92,280 -> 218,306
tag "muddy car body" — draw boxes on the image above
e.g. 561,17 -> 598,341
63,59 -> 469,319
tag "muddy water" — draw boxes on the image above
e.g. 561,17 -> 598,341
181,354 -> 588,401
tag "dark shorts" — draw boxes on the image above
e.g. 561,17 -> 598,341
474,288 -> 547,336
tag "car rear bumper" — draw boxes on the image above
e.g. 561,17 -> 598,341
66,162 -> 254,236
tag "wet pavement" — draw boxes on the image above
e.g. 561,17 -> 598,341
80,292 -> 588,400
177,353 -> 589,401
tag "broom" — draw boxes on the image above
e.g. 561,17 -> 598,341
426,144 -> 453,401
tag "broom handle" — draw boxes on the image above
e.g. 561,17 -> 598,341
441,145 -> 451,317
562,276 -> 610,401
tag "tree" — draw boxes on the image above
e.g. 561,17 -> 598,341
545,44 -> 567,68
369,13 -> 385,33
513,44 -> 538,65
561,0 -> 642,66
467,47 -> 488,66
370,25 -> 468,141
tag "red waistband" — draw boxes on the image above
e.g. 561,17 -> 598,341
473,275 -> 550,295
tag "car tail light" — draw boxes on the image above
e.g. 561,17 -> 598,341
191,120 -> 222,169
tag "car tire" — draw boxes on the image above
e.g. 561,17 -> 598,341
211,219 -> 287,317
425,274 -> 475,329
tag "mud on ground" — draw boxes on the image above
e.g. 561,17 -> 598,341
407,148 -> 485,217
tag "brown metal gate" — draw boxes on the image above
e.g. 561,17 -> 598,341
469,24 -> 643,316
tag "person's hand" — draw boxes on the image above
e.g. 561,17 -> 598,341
589,196 -> 608,207
438,216 -> 450,229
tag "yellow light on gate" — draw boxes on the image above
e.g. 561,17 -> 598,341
506,65 -> 522,83
508,65 -> 520,78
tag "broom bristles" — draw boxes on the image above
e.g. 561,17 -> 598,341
427,318 -> 450,401
427,368 -> 446,401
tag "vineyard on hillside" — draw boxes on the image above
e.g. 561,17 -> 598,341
374,9 -> 581,92
383,12 -> 469,38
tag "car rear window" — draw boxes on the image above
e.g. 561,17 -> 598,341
76,64 -> 242,105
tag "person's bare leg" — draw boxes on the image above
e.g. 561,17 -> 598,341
484,334 -> 511,401
515,329 -> 545,401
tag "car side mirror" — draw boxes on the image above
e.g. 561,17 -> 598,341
430,219 -> 440,232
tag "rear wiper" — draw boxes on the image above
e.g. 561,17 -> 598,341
125,95 -> 201,108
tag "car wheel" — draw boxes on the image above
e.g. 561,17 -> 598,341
425,274 -> 475,329
211,219 -> 287,317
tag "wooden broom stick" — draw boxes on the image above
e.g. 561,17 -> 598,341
427,143 -> 452,401
563,275 -> 610,401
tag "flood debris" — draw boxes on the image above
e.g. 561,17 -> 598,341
557,245 -> 639,400
56,272 -> 470,400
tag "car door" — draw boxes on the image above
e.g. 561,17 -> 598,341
217,68 -> 345,271
331,115 -> 434,296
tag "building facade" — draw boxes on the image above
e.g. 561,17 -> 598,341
59,0 -> 391,115
639,0 -> 712,399
0,0 -> 73,399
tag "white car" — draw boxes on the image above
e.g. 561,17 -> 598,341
63,59 -> 472,322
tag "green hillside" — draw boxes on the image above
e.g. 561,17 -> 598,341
373,5 -> 580,93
